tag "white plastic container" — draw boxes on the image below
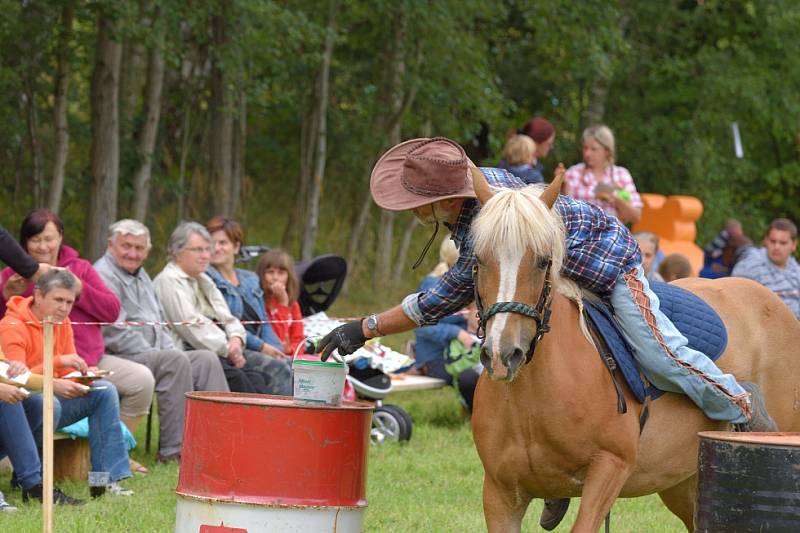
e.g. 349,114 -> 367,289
292,359 -> 347,406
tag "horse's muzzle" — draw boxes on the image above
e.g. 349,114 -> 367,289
481,343 -> 524,381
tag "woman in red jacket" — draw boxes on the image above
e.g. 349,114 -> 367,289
257,249 -> 306,356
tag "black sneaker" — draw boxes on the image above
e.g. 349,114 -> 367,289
734,381 -> 779,432
540,498 -> 570,530
22,484 -> 85,506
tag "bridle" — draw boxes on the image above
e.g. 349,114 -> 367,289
473,259 -> 554,364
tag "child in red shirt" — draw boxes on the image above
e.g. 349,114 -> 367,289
257,249 -> 306,356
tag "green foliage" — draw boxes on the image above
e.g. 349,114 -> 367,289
0,0 -> 799,295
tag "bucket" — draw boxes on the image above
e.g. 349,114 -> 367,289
695,431 -> 800,533
293,358 -> 347,406
175,392 -> 373,533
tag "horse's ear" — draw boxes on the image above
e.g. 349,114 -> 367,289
471,167 -> 494,205
539,163 -> 565,209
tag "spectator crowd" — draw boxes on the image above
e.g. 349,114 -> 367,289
0,115 -> 797,514
0,212 -> 302,511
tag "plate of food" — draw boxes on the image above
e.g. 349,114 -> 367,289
63,370 -> 114,385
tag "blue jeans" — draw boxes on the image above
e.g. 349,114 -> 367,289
0,400 -> 42,489
25,380 -> 131,482
610,266 -> 749,423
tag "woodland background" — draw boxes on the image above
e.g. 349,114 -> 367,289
1,0 -> 798,308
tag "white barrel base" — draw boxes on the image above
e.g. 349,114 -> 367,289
175,494 -> 365,533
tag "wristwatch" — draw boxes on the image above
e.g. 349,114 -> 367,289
365,314 -> 383,337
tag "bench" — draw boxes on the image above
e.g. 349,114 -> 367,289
0,433 -> 89,482
389,374 -> 447,392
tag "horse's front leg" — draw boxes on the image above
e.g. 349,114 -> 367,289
571,451 -> 634,533
482,474 -> 530,533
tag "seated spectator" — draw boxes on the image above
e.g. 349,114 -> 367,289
700,219 -> 752,279
413,236 -> 480,412
564,125 -> 643,224
94,219 -> 230,464
732,218 -> 800,318
205,216 -> 285,357
153,222 -> 292,395
0,270 -> 133,497
634,231 -> 664,283
257,249 -> 307,356
658,253 -> 692,282
0,210 -> 153,474
501,134 -> 542,185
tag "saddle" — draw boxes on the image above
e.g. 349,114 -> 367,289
582,281 -> 728,405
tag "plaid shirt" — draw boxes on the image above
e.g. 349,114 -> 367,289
564,163 -> 643,219
403,167 -> 642,325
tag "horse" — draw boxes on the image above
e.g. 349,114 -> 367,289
468,167 -> 800,533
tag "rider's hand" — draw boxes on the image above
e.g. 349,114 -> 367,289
319,320 -> 367,361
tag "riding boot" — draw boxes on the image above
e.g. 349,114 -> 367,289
540,498 -> 570,531
734,381 -> 779,432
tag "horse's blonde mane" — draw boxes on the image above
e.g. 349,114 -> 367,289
472,185 -> 589,339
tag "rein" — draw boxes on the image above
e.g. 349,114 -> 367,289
474,260 -> 554,364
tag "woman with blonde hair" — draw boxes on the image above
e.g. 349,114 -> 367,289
564,124 -> 643,224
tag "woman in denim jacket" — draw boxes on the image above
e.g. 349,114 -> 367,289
204,216 -> 285,357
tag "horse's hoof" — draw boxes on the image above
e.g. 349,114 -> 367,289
540,498 -> 570,531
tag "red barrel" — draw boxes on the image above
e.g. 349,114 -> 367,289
175,392 -> 373,532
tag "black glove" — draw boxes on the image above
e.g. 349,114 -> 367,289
319,320 -> 367,361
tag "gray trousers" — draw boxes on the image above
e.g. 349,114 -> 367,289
243,350 -> 293,396
106,349 -> 229,456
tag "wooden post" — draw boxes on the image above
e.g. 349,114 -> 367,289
42,319 -> 54,533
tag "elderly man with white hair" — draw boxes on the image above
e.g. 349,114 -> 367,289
94,219 -> 229,464
153,222 -> 292,395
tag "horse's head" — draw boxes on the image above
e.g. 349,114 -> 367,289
471,166 -> 565,381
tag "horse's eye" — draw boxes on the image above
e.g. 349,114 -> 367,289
537,257 -> 550,271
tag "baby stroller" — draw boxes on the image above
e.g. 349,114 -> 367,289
239,247 -> 413,445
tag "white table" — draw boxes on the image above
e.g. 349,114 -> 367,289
388,374 -> 447,392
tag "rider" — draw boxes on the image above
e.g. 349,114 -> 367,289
319,137 -> 776,530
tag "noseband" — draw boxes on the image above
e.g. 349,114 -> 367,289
473,260 -> 553,364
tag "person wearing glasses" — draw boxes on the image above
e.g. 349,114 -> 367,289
153,222 -> 290,395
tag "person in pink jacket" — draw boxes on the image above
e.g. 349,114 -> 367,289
0,210 -> 153,474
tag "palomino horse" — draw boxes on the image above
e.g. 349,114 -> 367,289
469,168 -> 800,533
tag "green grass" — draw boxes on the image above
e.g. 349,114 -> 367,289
1,389 -> 686,532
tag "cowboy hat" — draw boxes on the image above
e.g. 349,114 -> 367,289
370,137 -> 477,211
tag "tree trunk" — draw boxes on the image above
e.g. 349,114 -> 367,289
582,76 -> 609,128
373,3 -> 407,289
281,105 -> 315,251
132,6 -> 164,222
209,9 -> 234,215
48,1 -> 74,214
392,215 -> 418,283
177,104 -> 192,222
85,13 -> 122,261
23,89 -> 44,208
230,90 -> 246,216
300,0 -> 339,262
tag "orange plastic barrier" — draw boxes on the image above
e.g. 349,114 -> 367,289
632,193 -> 703,275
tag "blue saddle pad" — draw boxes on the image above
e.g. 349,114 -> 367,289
583,281 -> 727,403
